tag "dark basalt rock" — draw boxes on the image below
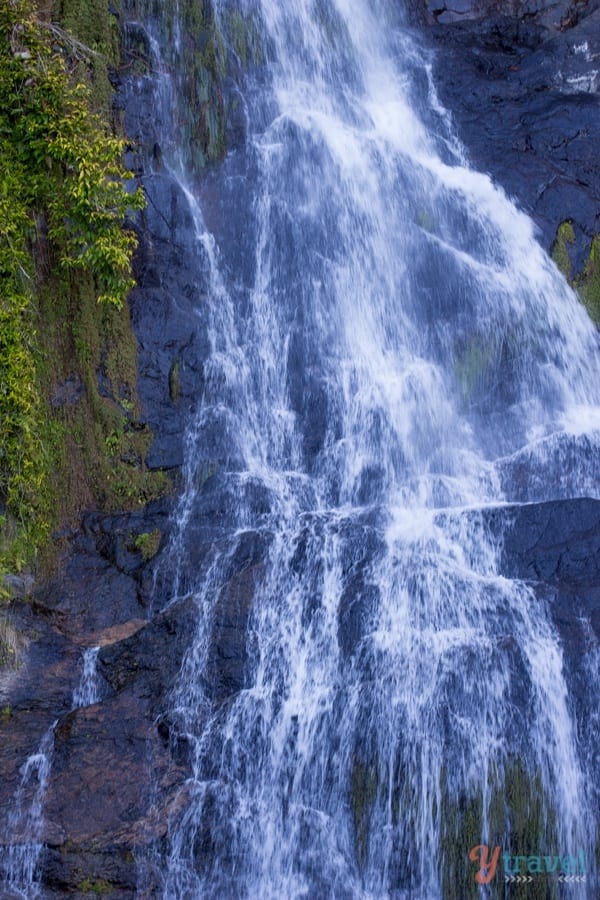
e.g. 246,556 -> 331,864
495,497 -> 600,648
481,498 -> 600,768
419,1 -> 600,265
472,498 -> 600,633
205,555 -> 265,702
128,172 -> 212,472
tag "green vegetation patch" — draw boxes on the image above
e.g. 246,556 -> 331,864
576,235 -> 600,325
53,0 -> 122,113
441,758 -> 559,900
133,528 -> 162,560
552,221 -> 600,326
77,878 -> 114,895
551,220 -> 575,281
0,0 -> 151,578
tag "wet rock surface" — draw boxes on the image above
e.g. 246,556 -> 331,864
483,497 -> 600,752
416,0 -> 600,265
475,498 -> 600,645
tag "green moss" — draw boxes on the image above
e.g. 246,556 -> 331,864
76,878 -> 113,895
0,616 -> 21,668
551,220 -> 575,280
122,0 -> 227,173
576,235 -> 600,325
552,222 -> 600,326
195,461 -> 219,491
454,337 -> 492,404
227,11 -> 249,67
440,758 -> 559,900
53,0 -> 122,114
416,208 -> 433,232
133,528 -> 162,560
38,267 -> 172,537
225,10 -> 263,69
169,358 -> 181,404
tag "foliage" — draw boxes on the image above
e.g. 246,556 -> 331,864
552,221 -> 600,326
76,878 -> 114,895
133,528 -> 162,560
1,0 -> 143,305
551,220 -> 575,281
0,0 -> 144,575
576,235 -> 600,325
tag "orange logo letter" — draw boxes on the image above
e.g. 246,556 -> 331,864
469,844 -> 501,884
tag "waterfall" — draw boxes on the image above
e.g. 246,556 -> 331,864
72,646 -> 102,710
0,724 -> 56,899
0,646 -> 106,897
129,0 -> 599,896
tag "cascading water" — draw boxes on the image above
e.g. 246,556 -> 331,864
0,646 -> 106,898
0,724 -> 56,899
72,646 -> 103,710
132,0 -> 600,896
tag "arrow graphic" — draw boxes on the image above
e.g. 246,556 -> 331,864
504,875 -> 534,883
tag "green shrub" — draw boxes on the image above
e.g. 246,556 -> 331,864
0,0 -> 144,575
552,221 -> 600,326
133,528 -> 162,561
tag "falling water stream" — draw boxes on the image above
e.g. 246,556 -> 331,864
0,648 -> 103,898
71,646 -> 103,710
0,724 -> 56,899
139,0 -> 600,896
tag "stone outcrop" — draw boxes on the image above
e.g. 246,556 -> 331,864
414,0 -> 600,268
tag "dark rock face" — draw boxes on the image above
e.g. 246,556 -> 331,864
418,0 -> 600,265
127,172 -> 212,471
480,498 -> 600,650
482,498 -> 600,780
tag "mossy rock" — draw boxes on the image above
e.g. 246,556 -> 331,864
576,235 -> 600,325
122,0 -> 228,172
76,877 -> 114,895
53,0 -> 122,114
552,221 -> 600,326
551,220 -> 575,281
441,758 -> 559,900
350,755 -> 378,868
132,528 -> 162,560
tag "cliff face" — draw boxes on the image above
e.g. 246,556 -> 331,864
417,0 -> 600,274
0,1 -> 599,896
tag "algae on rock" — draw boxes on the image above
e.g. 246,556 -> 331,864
552,221 -> 600,327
